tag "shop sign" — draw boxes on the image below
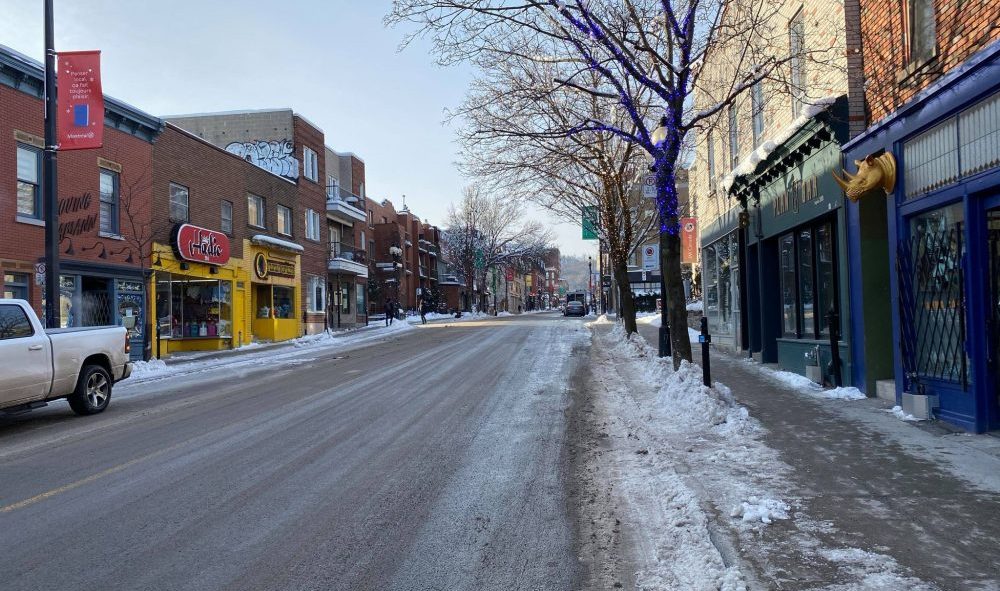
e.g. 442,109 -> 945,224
116,279 -> 144,293
175,224 -> 231,266
57,51 -> 104,151
254,252 -> 295,279
681,218 -> 698,264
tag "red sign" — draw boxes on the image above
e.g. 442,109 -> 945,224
681,217 -> 698,264
505,268 -> 514,281
175,224 -> 231,266
57,51 -> 104,151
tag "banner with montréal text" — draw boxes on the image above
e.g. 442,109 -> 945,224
57,51 -> 103,151
681,217 -> 698,264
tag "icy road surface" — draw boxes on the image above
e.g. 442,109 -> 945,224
0,313 -> 590,591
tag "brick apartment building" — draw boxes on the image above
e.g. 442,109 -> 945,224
365,198 -> 443,314
0,44 -> 161,359
841,0 -> 1000,431
162,109 -> 330,335
324,146 -> 368,328
149,123 -> 302,356
542,248 -> 562,308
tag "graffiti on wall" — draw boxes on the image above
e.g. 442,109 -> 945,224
225,140 -> 300,179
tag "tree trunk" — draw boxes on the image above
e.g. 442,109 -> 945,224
613,260 -> 637,334
662,230 -> 692,368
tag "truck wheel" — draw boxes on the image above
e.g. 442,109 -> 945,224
68,365 -> 112,416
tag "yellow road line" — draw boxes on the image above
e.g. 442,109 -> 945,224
0,439 -> 188,514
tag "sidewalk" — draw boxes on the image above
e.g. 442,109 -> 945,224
630,320 -> 1000,590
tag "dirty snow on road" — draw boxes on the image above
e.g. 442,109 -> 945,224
583,323 -> 938,590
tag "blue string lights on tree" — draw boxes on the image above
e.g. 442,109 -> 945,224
549,0 -> 687,236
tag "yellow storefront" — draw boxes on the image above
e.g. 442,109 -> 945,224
245,236 -> 303,343
150,224 -> 251,357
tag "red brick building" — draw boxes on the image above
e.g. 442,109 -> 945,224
149,124 -> 301,355
365,198 -> 444,314
0,45 -> 161,359
164,109 -> 332,335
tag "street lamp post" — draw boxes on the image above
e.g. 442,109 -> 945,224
43,0 -> 60,328
588,256 -> 594,314
651,118 -> 671,358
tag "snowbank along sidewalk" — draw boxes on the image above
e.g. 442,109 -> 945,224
583,322 -> 941,590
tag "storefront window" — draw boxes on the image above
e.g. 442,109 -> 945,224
816,223 -> 836,336
273,286 -> 294,319
905,203 -> 968,383
717,237 -> 733,336
704,244 -> 718,324
357,284 -> 366,315
798,228 -> 815,338
158,275 -> 232,338
780,233 -> 798,336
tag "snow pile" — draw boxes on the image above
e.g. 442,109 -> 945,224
730,497 -> 790,524
823,386 -> 866,401
744,360 -> 868,402
889,405 -> 922,422
122,321 -> 414,384
497,311 -> 513,317
130,358 -> 168,379
686,300 -> 703,312
722,95 -> 841,193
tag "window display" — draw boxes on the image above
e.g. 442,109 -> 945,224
156,275 -> 232,338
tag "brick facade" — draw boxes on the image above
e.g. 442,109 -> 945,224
0,59 -> 158,353
855,0 -> 1000,128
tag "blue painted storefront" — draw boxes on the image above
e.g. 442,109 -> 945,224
844,40 -> 1000,432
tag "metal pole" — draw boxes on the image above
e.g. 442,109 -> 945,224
43,0 -> 60,328
700,316 -> 712,386
827,308 -> 842,387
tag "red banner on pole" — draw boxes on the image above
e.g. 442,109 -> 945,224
681,217 -> 698,264
57,51 -> 103,151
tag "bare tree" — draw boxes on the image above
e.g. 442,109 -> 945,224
443,185 -> 552,312
454,49 -> 657,333
388,0 -> 842,367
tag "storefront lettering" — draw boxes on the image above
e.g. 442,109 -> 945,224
58,192 -> 98,241
253,252 -> 295,279
175,224 -> 231,265
774,174 -> 821,216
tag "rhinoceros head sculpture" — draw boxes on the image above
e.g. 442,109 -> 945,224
832,152 -> 897,201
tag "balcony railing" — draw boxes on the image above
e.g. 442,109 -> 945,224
330,241 -> 367,264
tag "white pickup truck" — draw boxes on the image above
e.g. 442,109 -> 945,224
0,299 -> 132,416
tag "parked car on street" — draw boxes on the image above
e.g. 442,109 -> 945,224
563,301 -> 586,317
0,299 -> 132,416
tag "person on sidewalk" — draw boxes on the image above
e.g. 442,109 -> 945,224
419,299 -> 428,325
384,298 -> 394,327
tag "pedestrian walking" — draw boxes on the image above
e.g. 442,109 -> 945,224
384,298 -> 394,326
420,299 -> 428,325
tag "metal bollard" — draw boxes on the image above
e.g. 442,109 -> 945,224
827,309 -> 842,387
700,316 -> 712,387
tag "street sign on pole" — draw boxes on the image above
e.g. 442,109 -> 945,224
582,206 -> 598,240
642,173 -> 657,199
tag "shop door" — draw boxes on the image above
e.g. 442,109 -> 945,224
986,207 -> 1000,429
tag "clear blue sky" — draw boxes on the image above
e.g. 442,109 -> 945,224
0,0 -> 594,257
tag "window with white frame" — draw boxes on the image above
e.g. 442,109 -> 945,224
327,176 -> 338,199
170,183 -> 189,222
277,204 -> 293,236
751,82 -> 765,146
728,104 -> 739,168
307,275 -> 325,313
707,130 -> 716,192
221,200 -> 233,234
306,209 -> 321,241
248,193 -> 265,228
304,147 -> 319,182
789,10 -> 806,116
16,144 -> 42,219
99,168 -> 120,234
